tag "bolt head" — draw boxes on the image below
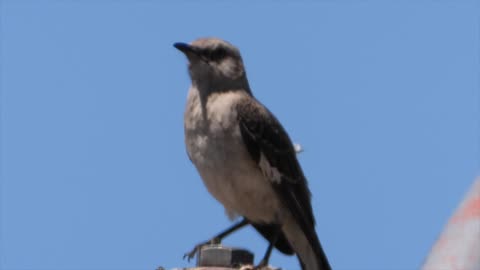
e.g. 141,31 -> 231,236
197,244 -> 254,268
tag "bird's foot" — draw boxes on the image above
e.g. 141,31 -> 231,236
182,237 -> 221,262
252,259 -> 269,270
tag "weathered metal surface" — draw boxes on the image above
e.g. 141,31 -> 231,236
165,245 -> 280,270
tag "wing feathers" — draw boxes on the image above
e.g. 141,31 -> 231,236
236,97 -> 331,270
236,98 -> 315,225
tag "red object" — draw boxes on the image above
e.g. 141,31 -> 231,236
422,178 -> 480,270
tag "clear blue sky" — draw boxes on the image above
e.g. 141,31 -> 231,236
1,1 -> 478,270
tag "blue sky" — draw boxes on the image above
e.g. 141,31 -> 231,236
1,1 -> 478,270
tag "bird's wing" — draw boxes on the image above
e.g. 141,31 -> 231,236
236,98 -> 315,229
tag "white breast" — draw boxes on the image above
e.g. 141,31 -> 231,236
184,88 -> 282,223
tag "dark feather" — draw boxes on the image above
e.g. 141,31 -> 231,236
237,98 -> 331,270
251,222 -> 294,255
237,98 -> 315,226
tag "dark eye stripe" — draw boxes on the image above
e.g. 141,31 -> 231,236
203,47 -> 228,61
212,48 -> 227,60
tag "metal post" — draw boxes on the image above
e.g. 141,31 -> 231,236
163,244 -> 279,270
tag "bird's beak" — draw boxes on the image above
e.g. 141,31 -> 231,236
173,42 -> 197,55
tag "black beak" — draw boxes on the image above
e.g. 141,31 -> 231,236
173,42 -> 196,55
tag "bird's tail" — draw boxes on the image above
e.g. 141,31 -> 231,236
283,216 -> 331,270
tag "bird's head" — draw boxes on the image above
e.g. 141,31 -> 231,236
174,38 -> 249,91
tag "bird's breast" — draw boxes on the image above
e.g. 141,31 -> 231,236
184,89 -> 282,223
184,90 -> 244,163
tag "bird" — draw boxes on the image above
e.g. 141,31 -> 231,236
174,37 -> 332,270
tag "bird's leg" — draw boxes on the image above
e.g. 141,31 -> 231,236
183,218 -> 250,261
254,225 -> 281,269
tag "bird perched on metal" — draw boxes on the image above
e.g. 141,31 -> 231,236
174,37 -> 331,270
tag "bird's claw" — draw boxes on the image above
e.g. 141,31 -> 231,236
183,238 -> 221,262
252,259 -> 268,270
183,243 -> 203,262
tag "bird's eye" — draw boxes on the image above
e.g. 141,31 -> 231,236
208,48 -> 227,61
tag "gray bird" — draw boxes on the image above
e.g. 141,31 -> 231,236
174,37 -> 331,270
